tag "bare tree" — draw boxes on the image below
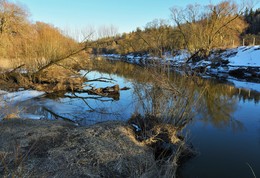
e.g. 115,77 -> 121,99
170,1 -> 248,58
143,19 -> 171,57
97,24 -> 118,38
0,0 -> 29,35
0,0 -> 31,58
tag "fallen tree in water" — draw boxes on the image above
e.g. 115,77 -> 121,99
0,64 -> 86,92
81,84 -> 121,100
0,63 -> 126,98
0,118 -> 194,178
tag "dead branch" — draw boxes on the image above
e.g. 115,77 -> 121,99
64,93 -> 114,102
34,45 -> 87,75
7,64 -> 25,74
87,77 -> 116,83
43,107 -> 77,124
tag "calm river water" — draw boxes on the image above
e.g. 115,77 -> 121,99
18,61 -> 260,178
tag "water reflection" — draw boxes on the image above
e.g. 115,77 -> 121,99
88,59 -> 260,117
195,82 -> 242,130
131,78 -> 194,129
4,61 -> 256,133
6,60 -> 258,129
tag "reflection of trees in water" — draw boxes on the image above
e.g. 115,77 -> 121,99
88,59 -> 260,102
235,88 -> 260,104
90,59 -> 248,130
132,72 -> 197,129
196,82 -> 244,131
131,71 -> 248,131
50,59 -> 258,129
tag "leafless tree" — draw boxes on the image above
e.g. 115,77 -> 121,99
170,1 -> 248,58
97,24 -> 118,39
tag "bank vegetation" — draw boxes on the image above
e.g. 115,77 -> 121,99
0,0 -> 91,92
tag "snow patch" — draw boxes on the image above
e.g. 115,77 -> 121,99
20,113 -> 45,120
0,90 -> 45,106
224,46 -> 260,67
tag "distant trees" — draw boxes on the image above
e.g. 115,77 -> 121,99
1,0 -> 254,66
142,19 -> 173,57
242,8 -> 260,45
97,24 -> 119,38
29,22 -> 79,72
244,8 -> 260,35
90,1 -> 250,59
0,0 -> 29,36
90,21 -> 175,56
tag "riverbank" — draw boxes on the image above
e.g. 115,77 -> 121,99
102,46 -> 260,92
0,118 -> 192,177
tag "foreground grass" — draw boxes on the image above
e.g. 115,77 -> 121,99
0,118 -> 193,178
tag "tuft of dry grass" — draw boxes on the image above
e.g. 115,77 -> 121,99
0,95 -> 21,121
32,65 -> 86,92
128,114 -> 195,178
3,113 -> 20,120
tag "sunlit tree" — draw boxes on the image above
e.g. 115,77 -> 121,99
170,1 -> 248,58
0,0 -> 31,57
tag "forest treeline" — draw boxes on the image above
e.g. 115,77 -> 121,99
243,7 -> 260,45
1,0 -> 260,68
89,1 -> 260,58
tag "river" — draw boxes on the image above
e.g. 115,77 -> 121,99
9,60 -> 260,177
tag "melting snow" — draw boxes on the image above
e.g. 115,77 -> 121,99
0,90 -> 45,106
224,46 -> 260,67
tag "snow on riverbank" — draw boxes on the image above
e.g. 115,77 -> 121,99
0,90 -> 45,120
181,46 -> 260,92
0,90 -> 45,106
102,45 -> 260,67
102,45 -> 260,92
223,46 -> 260,67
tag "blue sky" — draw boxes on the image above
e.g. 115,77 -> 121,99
16,0 -> 259,35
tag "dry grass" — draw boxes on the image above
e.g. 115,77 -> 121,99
0,120 -> 149,177
3,113 -> 20,120
0,118 -> 195,178
128,114 -> 195,177
0,142 -> 34,178
0,58 -> 25,71
0,59 -> 13,70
